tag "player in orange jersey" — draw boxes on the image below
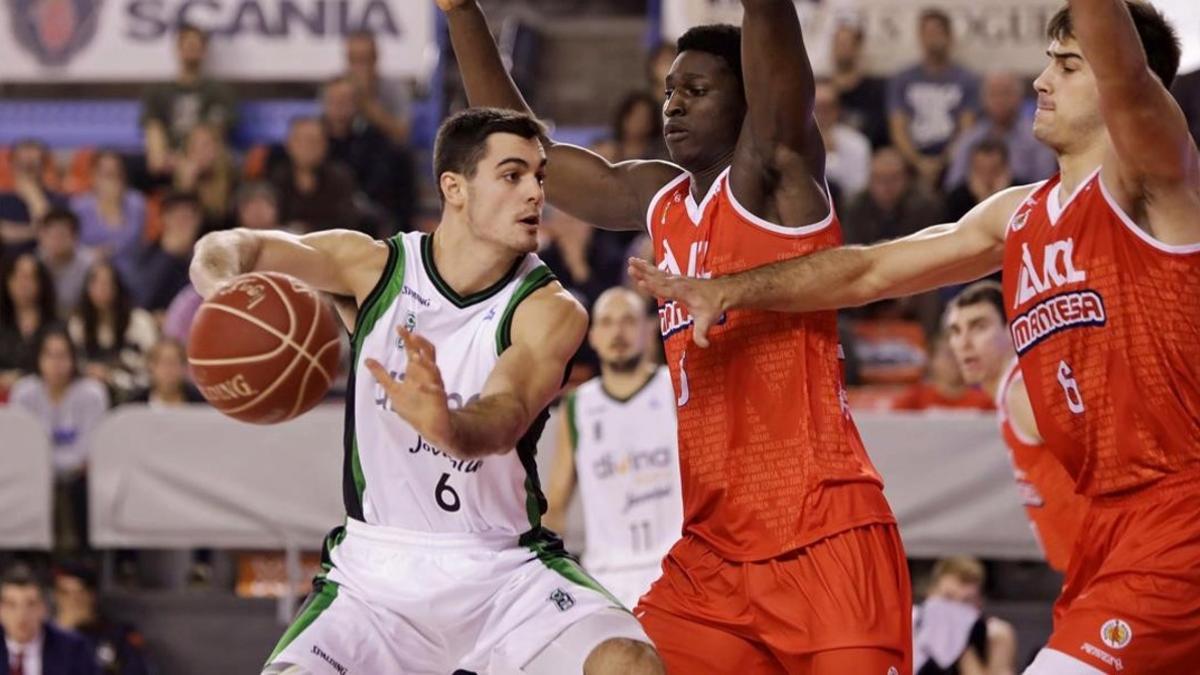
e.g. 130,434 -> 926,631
439,0 -> 912,672
944,281 -> 1087,574
632,2 -> 1200,673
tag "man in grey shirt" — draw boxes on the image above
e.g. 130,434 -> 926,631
34,209 -> 94,320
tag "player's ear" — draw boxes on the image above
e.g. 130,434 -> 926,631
440,171 -> 468,208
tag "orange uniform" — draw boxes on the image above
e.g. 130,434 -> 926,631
639,169 -> 911,674
995,359 -> 1087,572
1002,171 -> 1200,674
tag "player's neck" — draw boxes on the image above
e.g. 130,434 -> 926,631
1055,136 -> 1107,196
600,361 -> 656,400
429,226 -> 520,298
688,150 -> 735,203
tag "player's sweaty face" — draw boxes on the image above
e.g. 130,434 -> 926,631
663,51 -> 745,172
465,133 -> 547,254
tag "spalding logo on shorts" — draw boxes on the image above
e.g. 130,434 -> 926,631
1100,619 -> 1133,649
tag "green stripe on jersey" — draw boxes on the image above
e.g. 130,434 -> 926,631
495,265 -> 556,354
265,579 -> 340,664
527,534 -> 625,609
565,391 -> 579,453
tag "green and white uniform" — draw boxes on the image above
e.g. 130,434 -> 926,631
566,366 -> 682,608
267,232 -> 647,675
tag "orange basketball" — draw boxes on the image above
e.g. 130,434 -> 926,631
187,272 -> 342,424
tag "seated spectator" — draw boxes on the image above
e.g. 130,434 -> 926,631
944,71 -> 1057,190
829,18 -> 890,148
0,252 -> 58,395
815,77 -> 872,199
10,328 -> 109,554
173,124 -> 236,228
945,139 -> 1015,222
892,333 -> 994,411
68,261 -> 158,404
53,562 -> 150,675
842,147 -> 944,245
140,23 -> 237,178
70,151 -> 146,279
133,192 -> 202,312
344,30 -> 411,144
129,338 -> 203,406
888,9 -> 980,188
914,557 -> 1017,675
35,209 -> 94,319
0,564 -> 97,675
234,182 -> 281,231
269,118 -> 359,233
321,76 -> 415,234
646,41 -> 677,93
593,90 -> 668,162
0,140 -> 68,253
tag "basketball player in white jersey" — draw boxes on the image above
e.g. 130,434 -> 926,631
190,108 -> 663,675
544,287 -> 682,609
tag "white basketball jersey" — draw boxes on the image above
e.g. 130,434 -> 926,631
346,232 -> 557,536
567,367 -> 682,571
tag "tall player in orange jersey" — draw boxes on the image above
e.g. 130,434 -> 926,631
438,0 -> 912,673
944,281 -> 1087,574
632,1 -> 1200,673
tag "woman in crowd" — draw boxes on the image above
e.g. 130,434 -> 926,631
0,252 -> 58,397
174,123 -> 236,228
70,150 -> 147,281
129,337 -> 203,406
68,260 -> 158,404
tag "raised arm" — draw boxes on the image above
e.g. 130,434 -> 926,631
630,185 -> 1026,346
1069,0 -> 1199,192
438,0 -> 679,231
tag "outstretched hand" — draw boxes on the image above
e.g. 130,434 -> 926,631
365,327 -> 456,451
627,258 -> 724,348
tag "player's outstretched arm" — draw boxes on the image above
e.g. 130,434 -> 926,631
368,285 -> 587,460
543,406 -> 579,533
629,185 -> 1025,347
190,228 -> 387,303
1068,0 -> 1200,242
439,0 -> 679,231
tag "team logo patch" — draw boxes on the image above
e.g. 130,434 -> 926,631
1009,289 -> 1107,356
549,587 -> 575,612
6,0 -> 101,67
1101,619 -> 1133,649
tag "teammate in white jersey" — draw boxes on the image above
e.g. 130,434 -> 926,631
190,108 -> 663,675
545,288 -> 682,609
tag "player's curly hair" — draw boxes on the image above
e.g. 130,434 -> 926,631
1047,1 -> 1181,88
677,24 -> 744,99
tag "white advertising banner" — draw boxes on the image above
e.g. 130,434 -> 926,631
662,0 -> 1197,77
0,0 -> 434,82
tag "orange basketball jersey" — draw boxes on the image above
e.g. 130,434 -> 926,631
649,168 -> 892,561
1001,170 -> 1200,498
995,359 -> 1087,572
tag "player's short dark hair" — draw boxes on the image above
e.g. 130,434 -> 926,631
1048,1 -> 1181,88
949,280 -> 1006,323
1,563 -> 44,595
38,207 -> 80,234
970,137 -> 1009,164
919,8 -> 953,35
677,24 -> 744,99
432,108 -> 546,203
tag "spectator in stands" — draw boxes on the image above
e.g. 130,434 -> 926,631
129,338 -> 202,407
233,182 -> 280,231
892,332 -> 994,412
34,209 -> 94,320
888,9 -> 980,189
173,124 -> 236,228
646,42 -> 677,95
344,31 -> 411,144
945,139 -> 1015,222
134,192 -> 201,312
944,71 -> 1056,190
321,76 -> 415,234
69,151 -> 145,282
594,91 -> 668,162
270,118 -> 359,233
140,24 -> 237,177
914,557 -> 1017,675
0,253 -> 58,396
842,147 -> 944,245
815,77 -> 872,199
68,261 -> 158,404
829,19 -> 890,148
52,562 -> 150,675
1,564 -> 97,675
0,140 -> 67,253
10,328 -> 109,554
